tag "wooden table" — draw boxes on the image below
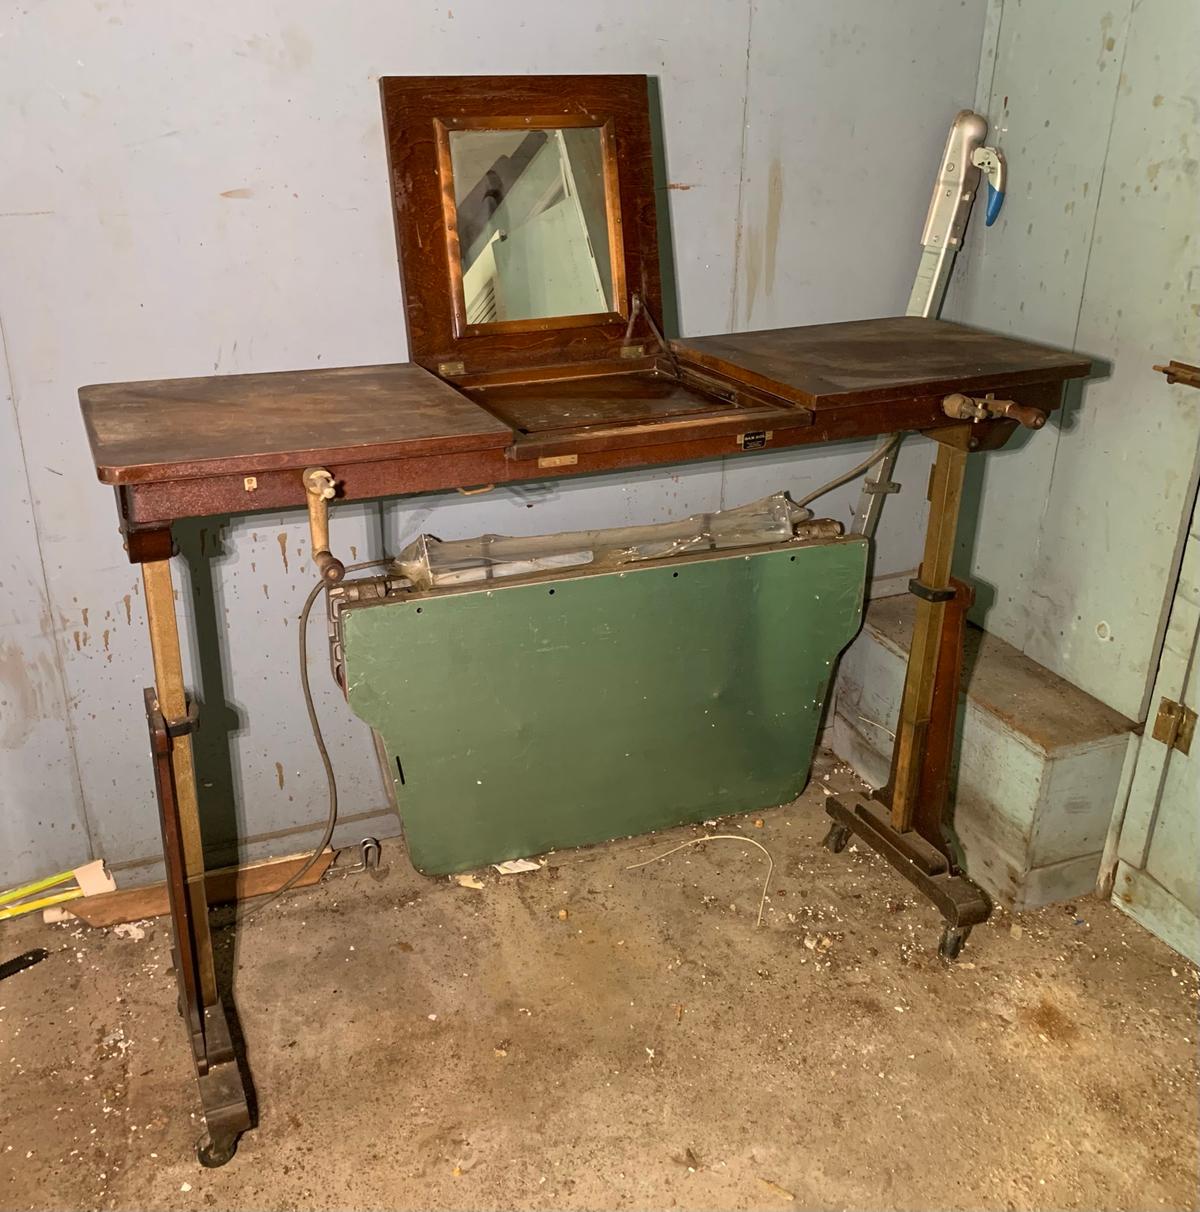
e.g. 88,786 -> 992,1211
79,316 -> 1089,1163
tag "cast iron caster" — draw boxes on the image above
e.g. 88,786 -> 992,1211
937,924 -> 971,962
196,1131 -> 239,1168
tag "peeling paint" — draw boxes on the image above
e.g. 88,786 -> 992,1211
277,532 -> 290,573
0,641 -> 48,745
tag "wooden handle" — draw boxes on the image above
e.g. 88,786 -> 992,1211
303,467 -> 344,584
995,400 -> 1048,429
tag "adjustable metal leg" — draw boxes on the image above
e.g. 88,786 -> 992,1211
142,557 -> 250,1164
825,432 -> 992,957
889,441 -> 968,833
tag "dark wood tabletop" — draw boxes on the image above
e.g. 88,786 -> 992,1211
673,317 -> 1092,409
81,362 -> 514,485
80,317 -> 1092,539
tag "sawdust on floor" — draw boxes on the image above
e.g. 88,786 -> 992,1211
0,752 -> 1196,1211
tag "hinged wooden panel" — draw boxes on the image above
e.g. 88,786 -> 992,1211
341,538 -> 868,874
380,75 -> 665,375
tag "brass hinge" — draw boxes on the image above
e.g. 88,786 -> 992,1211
437,360 -> 466,377
1151,697 -> 1196,755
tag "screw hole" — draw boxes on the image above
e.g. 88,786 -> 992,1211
548,588 -> 555,595
789,555 -> 796,562
415,606 -> 422,613
672,571 -> 679,578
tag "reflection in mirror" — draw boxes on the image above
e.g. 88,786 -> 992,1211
448,127 -> 614,325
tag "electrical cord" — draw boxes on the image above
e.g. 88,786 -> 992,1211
795,433 -> 903,510
237,558 -> 392,923
239,435 -> 901,926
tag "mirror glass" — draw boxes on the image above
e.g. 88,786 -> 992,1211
448,127 -> 614,325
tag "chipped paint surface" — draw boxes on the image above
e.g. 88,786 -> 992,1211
0,338 -> 91,884
947,0 -> 1200,721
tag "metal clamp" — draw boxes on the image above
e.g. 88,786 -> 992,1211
164,701 -> 201,738
942,392 -> 1047,430
862,478 -> 900,496
908,577 -> 956,603
331,837 -> 384,877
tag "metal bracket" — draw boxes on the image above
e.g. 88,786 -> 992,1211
332,837 -> 384,877
163,701 -> 200,738
862,479 -> 900,496
1152,696 -> 1196,756
908,577 -> 956,603
824,797 -> 991,959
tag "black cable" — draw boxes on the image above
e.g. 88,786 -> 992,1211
237,558 -> 392,923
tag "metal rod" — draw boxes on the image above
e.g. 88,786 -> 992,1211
141,557 -> 218,1006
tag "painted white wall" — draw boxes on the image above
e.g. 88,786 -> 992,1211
946,0 -> 1200,723
0,0 -> 988,885
0,332 -> 93,881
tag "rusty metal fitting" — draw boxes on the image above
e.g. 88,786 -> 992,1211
942,392 -> 1047,430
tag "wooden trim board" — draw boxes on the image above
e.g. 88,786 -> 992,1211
62,849 -> 335,928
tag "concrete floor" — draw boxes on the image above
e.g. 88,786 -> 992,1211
1,752 -> 1197,1212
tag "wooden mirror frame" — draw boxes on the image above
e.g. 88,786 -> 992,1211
380,75 -> 665,376
432,114 -> 628,340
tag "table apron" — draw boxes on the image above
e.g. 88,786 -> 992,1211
116,388 -> 1054,528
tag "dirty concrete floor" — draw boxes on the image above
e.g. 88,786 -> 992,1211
1,752 -> 1197,1212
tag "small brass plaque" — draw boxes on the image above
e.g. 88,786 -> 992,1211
738,430 -> 773,451
537,453 -> 579,469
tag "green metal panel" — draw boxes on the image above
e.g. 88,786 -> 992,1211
341,538 -> 867,874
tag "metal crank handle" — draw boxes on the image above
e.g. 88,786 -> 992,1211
989,399 -> 1047,429
303,466 -> 346,584
942,393 -> 1048,430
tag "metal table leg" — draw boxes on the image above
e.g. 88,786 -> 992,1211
141,556 -> 250,1165
825,431 -> 992,956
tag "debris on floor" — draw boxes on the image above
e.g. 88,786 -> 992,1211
0,752 -> 1195,1211
493,859 -> 542,875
